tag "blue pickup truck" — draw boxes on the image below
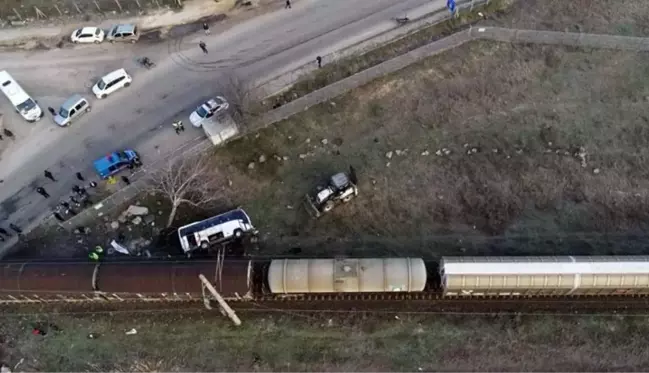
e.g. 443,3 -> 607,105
93,149 -> 141,179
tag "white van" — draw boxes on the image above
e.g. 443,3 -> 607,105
177,208 -> 258,254
92,68 -> 132,99
0,70 -> 43,122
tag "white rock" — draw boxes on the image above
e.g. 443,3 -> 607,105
593,168 -> 601,174
492,148 -> 499,153
463,143 -> 469,148
258,154 -> 267,163
547,142 -> 553,146
442,148 -> 451,155
421,150 -> 430,156
248,162 -> 256,169
321,138 -> 328,145
435,150 -> 442,156
228,179 -> 233,186
395,150 -> 403,156
471,148 -> 478,153
330,101 -> 336,107
125,205 -> 149,217
385,151 -> 393,159
386,162 -> 391,167
286,205 -> 294,210
110,221 -> 120,230
299,154 -> 307,159
305,138 -> 311,143
131,216 -> 143,225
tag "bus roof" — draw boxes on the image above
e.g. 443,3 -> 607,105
178,209 -> 251,237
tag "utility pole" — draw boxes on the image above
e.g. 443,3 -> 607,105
199,274 -> 242,326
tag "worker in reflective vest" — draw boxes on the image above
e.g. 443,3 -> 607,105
89,245 -> 104,261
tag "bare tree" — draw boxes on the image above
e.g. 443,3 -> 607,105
218,71 -> 263,126
147,153 -> 227,227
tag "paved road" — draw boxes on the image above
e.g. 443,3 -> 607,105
0,0 -> 447,246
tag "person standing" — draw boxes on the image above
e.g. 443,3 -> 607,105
44,170 -> 56,182
316,56 -> 322,68
172,121 -> 180,134
76,172 -> 85,181
199,41 -> 208,54
203,22 -> 210,35
285,0 -> 291,8
36,187 -> 50,198
121,175 -> 131,185
48,107 -> 56,116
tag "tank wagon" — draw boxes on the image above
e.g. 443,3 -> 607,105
3,256 -> 649,304
267,258 -> 427,293
440,256 -> 649,296
0,260 -> 253,303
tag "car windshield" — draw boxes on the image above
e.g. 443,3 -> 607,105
58,108 -> 69,118
97,79 -> 107,90
95,28 -> 101,35
75,29 -> 82,37
196,106 -> 209,118
16,98 -> 36,114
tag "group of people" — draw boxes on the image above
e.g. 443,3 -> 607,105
35,170 -> 100,223
0,224 -> 23,243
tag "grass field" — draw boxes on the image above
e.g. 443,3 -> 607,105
2,312 -> 649,371
207,38 -> 649,257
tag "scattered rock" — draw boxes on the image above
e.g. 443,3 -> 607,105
492,148 -> 499,153
385,151 -> 393,159
463,143 -> 469,148
321,138 -> 328,145
435,150 -> 442,156
305,138 -> 311,144
131,216 -> 142,225
299,154 -> 307,159
395,150 -> 403,156
471,148 -> 478,154
158,210 -> 163,215
248,162 -> 256,169
282,156 -> 289,161
442,148 -> 451,155
547,141 -> 553,146
125,205 -> 149,217
258,154 -> 267,163
156,201 -> 162,206
288,135 -> 293,140
286,205 -> 294,210
228,179 -> 233,186
516,149 -> 523,154
273,154 -> 282,161
110,221 -> 120,230
386,162 -> 391,167
593,168 -> 601,174
330,101 -> 336,107
421,150 -> 430,156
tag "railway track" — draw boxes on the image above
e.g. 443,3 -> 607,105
4,293 -> 649,316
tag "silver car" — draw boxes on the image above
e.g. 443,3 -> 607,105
54,94 -> 90,127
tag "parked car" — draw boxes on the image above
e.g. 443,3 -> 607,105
54,94 -> 90,127
92,68 -> 132,99
106,24 -> 140,43
70,27 -> 105,44
189,96 -> 229,128
93,149 -> 141,179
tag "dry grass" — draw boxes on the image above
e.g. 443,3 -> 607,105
2,312 -> 649,371
489,0 -> 649,36
208,39 -> 649,257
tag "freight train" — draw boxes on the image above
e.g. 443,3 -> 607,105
2,256 -> 649,304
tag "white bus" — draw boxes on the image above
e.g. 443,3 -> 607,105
177,208 -> 257,254
0,70 -> 43,122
